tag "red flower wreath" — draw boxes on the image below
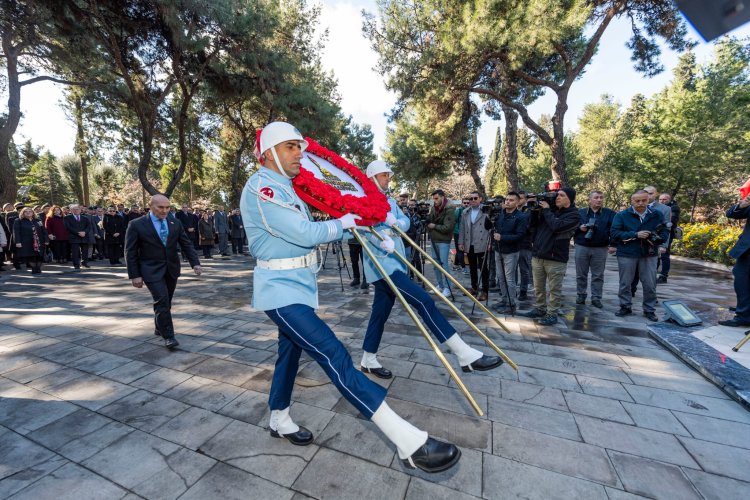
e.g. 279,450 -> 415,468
292,138 -> 390,226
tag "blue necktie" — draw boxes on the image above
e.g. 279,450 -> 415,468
159,219 -> 168,246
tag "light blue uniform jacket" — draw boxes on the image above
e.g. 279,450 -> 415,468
240,167 -> 344,311
362,197 -> 411,283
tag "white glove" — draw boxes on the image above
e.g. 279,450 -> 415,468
338,213 -> 362,230
385,213 -> 398,227
379,234 -> 395,253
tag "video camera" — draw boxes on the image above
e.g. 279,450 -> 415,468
526,180 -> 562,209
481,196 -> 505,219
647,223 -> 666,246
409,202 -> 431,221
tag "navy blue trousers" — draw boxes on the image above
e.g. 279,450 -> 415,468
266,305 -> 387,419
733,252 -> 750,322
364,270 -> 456,354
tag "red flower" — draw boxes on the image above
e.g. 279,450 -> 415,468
292,138 -> 390,226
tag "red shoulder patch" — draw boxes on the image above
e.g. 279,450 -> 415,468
260,187 -> 275,199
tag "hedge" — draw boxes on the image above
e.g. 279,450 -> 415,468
671,223 -> 742,266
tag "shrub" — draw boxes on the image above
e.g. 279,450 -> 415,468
671,223 -> 742,265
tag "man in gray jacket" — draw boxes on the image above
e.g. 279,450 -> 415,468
213,205 -> 230,256
458,191 -> 491,301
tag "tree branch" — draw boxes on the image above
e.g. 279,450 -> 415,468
512,69 -> 562,91
19,75 -> 98,87
569,1 -> 625,80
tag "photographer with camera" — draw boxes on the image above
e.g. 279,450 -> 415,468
426,189 -> 456,297
522,187 -> 579,326
574,191 -> 616,308
492,192 -> 529,314
458,191 -> 491,301
611,190 -> 669,321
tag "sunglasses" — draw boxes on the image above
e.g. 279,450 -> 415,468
469,197 -> 479,200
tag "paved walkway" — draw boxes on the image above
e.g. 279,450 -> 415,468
1,249 -> 749,499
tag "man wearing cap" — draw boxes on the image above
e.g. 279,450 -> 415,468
359,160 -> 503,379
521,187 -> 579,326
125,194 -> 202,348
241,121 -> 460,473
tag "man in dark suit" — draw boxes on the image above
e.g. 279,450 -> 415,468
64,204 -> 91,270
720,194 -> 750,327
213,205 -> 230,256
125,194 -> 202,349
175,204 -> 199,261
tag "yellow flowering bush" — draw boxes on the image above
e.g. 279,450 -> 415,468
671,223 -> 742,265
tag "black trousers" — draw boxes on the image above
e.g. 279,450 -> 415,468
231,237 -> 243,254
468,247 -> 489,293
349,244 -> 365,282
107,244 -> 122,264
70,243 -> 89,268
146,275 -> 178,339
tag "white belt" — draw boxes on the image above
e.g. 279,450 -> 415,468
256,251 -> 318,271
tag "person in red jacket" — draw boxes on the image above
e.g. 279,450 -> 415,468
45,205 -> 70,264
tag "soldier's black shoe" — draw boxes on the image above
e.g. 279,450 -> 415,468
402,437 -> 461,473
462,355 -> 503,372
270,426 -> 314,446
361,366 -> 393,379
164,337 -> 179,349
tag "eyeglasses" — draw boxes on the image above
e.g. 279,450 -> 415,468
469,196 -> 479,200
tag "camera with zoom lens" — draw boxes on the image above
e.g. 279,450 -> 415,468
647,223 -> 666,246
413,202 -> 431,221
584,217 -> 596,240
480,196 -> 505,219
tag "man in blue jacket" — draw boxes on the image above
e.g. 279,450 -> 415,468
720,194 -> 750,327
492,192 -> 529,314
574,191 -> 616,308
610,190 -> 669,321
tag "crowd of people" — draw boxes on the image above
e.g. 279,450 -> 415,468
376,185 -> 692,326
0,202 -> 248,274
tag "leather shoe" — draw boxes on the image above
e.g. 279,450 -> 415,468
477,292 -> 488,301
402,437 -> 461,473
164,337 -> 179,349
462,354 -> 503,372
270,426 -> 314,446
615,307 -> 632,317
718,318 -> 750,328
644,312 -> 658,322
361,366 -> 393,379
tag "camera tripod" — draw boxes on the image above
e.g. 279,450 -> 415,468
408,224 -> 427,288
322,240 -> 350,291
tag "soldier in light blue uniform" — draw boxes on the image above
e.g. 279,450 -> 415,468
240,121 -> 460,473
359,160 -> 504,379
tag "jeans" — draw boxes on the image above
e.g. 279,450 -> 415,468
431,241 -> 451,290
495,251 -> 520,306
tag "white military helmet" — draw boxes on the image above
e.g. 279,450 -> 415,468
255,121 -> 308,178
365,160 -> 393,179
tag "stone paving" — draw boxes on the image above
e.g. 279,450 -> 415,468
1,248 -> 749,499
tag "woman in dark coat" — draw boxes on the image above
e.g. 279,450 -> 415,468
103,205 -> 126,265
45,205 -> 69,263
198,211 -> 215,259
14,207 -> 49,274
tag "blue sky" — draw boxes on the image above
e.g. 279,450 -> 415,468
6,1 -> 750,163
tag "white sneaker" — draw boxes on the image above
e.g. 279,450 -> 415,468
442,287 -> 451,297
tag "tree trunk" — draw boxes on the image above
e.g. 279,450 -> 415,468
74,94 -> 90,206
164,84 -> 193,197
0,33 -> 22,205
550,92 -> 569,186
501,105 -> 519,191
230,137 -> 249,208
138,132 -> 159,196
